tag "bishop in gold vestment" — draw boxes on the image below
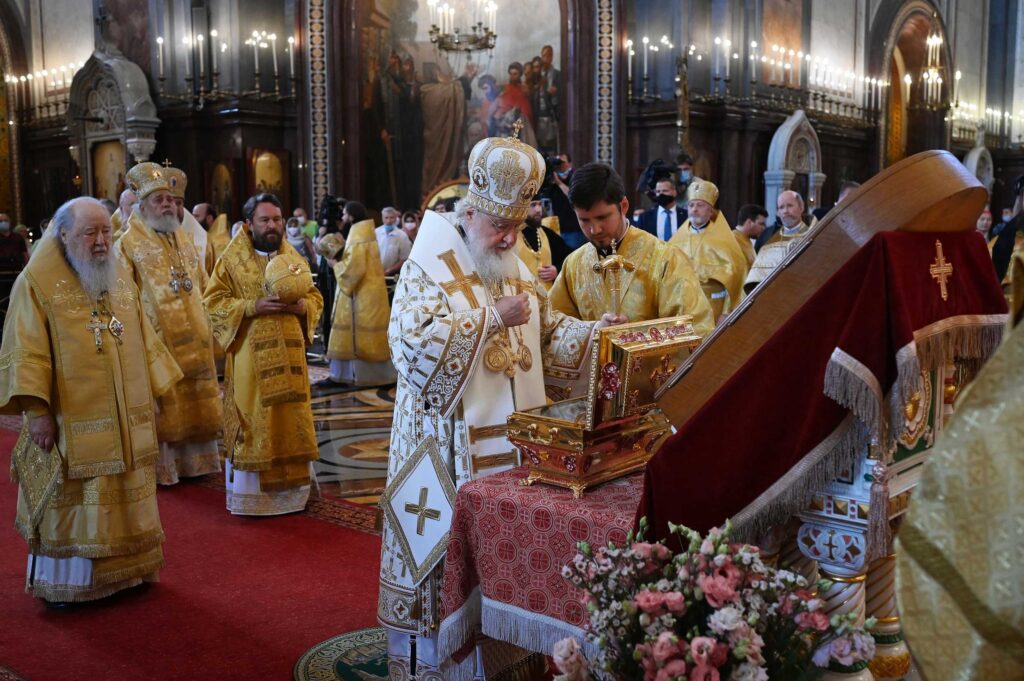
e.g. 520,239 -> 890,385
0,198 -> 182,603
204,193 -> 324,516
669,180 -> 748,319
327,218 -> 395,385
117,163 -> 223,485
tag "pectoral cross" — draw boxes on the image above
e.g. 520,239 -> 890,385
87,313 -> 105,353
438,250 -> 483,307
593,238 -> 635,317
929,240 -> 953,301
404,487 -> 442,536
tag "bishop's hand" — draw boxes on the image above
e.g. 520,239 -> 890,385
254,296 -> 289,316
29,411 -> 57,452
495,292 -> 531,328
597,313 -> 627,329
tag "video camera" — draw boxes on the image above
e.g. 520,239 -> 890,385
636,158 -> 681,204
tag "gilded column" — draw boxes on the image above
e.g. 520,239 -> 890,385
865,554 -> 911,680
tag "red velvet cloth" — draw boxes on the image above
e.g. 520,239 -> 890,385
437,466 -> 641,658
638,231 -> 1007,541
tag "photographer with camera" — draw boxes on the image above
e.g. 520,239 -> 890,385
538,153 -> 585,250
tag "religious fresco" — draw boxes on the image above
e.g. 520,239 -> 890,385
361,1 -> 561,212
207,161 -> 237,220
91,140 -> 126,203
248,148 -> 290,210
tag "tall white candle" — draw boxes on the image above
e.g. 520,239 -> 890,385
626,39 -> 633,82
643,36 -> 650,79
288,37 -> 296,78
182,36 -> 192,78
157,36 -> 165,78
210,30 -> 219,73
196,34 -> 205,80
270,34 -> 279,77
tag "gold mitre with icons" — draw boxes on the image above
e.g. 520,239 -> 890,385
264,251 -> 313,304
125,162 -> 172,200
464,124 -> 545,222
162,166 -> 188,199
687,179 -> 719,207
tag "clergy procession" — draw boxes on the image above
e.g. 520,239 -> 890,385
3,1 -> 1024,680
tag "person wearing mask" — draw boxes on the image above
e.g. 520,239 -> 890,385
286,217 -> 317,271
293,207 -> 320,239
540,154 -> 585,250
676,153 -> 696,197
400,211 -> 420,243
637,178 -> 688,240
375,207 -> 412,276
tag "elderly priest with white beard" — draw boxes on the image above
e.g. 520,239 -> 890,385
0,197 -> 182,604
378,130 -> 624,679
116,162 -> 223,486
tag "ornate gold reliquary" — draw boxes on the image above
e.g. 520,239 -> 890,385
508,316 -> 701,497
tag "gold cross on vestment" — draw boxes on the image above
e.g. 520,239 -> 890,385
87,313 -> 105,353
510,118 -> 524,140
438,250 -> 482,307
404,487 -> 441,536
489,150 -> 527,200
929,240 -> 953,301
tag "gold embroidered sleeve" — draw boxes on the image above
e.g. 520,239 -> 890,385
0,276 -> 54,415
659,247 -> 715,339
536,274 -> 597,398
548,257 -> 582,318
333,245 -> 367,298
140,293 -> 184,398
389,261 -> 492,418
202,256 -> 248,351
299,282 -> 325,345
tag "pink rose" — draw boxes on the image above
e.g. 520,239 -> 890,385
652,631 -> 681,663
652,544 -> 673,561
689,664 -> 720,681
663,591 -> 687,614
635,589 -> 665,614
697,574 -> 738,608
633,542 -> 655,560
714,561 -> 743,589
656,659 -> 689,681
795,610 -> 830,632
690,637 -> 717,666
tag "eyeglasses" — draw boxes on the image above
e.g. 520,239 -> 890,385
479,211 -> 523,236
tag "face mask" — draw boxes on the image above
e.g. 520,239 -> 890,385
384,223 -> 395,232
403,222 -> 416,231
1003,211 -> 1012,222
679,170 -> 692,183
0,221 -> 9,233
654,193 -> 675,208
556,169 -> 570,179
287,226 -> 301,237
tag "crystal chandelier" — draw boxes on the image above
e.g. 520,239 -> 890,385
427,0 -> 498,53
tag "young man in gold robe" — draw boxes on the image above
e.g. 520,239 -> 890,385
326,207 -> 396,385
203,193 -> 324,516
0,197 -> 182,603
668,180 -> 749,320
549,163 -> 715,338
116,162 -> 223,486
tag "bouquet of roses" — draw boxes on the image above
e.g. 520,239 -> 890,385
552,519 -> 875,681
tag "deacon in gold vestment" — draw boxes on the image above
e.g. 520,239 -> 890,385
549,163 -> 714,338
116,162 -> 222,486
0,198 -> 182,603
326,218 -> 396,385
896,254 -> 1024,680
203,193 -> 324,516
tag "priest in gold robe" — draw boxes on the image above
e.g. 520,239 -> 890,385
326,215 -> 396,385
116,163 -> 222,486
0,197 -> 182,603
193,203 -> 232,273
110,187 -> 137,239
669,180 -> 749,320
548,163 -> 714,338
379,134 -> 622,678
745,190 -> 812,292
203,193 -> 324,516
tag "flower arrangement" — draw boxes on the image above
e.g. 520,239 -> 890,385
553,519 -> 876,681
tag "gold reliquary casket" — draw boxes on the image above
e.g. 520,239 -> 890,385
508,317 -> 701,497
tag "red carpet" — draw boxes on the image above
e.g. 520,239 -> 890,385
0,428 -> 382,681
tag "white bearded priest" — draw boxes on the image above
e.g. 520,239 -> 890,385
377,134 -> 624,679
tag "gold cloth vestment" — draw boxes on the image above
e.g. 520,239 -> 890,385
669,213 -> 749,317
327,219 -> 390,362
744,221 -> 811,292
116,212 -> 222,449
203,228 -> 323,511
515,227 -> 554,290
549,225 -> 714,338
0,237 -> 183,601
733,230 -> 756,268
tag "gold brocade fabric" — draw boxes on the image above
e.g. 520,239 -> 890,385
116,213 -> 222,444
327,219 -> 391,362
895,313 -> 1024,679
203,228 -> 323,481
0,237 -> 182,479
733,230 -> 756,268
515,228 -> 554,290
207,213 -> 232,273
669,213 -> 748,315
549,225 -> 714,338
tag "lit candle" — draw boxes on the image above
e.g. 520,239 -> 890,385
643,36 -> 650,79
749,41 -> 758,83
449,7 -> 455,34
288,37 -> 296,78
196,34 -> 205,80
713,37 -> 721,79
787,49 -> 795,86
182,36 -> 192,78
626,39 -> 633,83
210,30 -> 219,74
156,36 -> 164,79
270,34 -> 279,77
427,0 -> 435,26
770,45 -> 778,83
724,40 -> 732,80
954,69 -> 961,104
252,33 -> 261,77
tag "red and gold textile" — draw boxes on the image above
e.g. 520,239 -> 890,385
435,466 -> 641,661
639,231 -> 1007,543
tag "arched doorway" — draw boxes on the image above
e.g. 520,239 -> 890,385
763,109 -> 826,225
869,0 -> 953,168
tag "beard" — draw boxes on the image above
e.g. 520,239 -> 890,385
144,211 -> 180,234
252,229 -> 282,253
465,224 -> 514,284
64,240 -> 115,300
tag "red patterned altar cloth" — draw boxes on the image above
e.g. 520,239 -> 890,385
436,466 -> 640,660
